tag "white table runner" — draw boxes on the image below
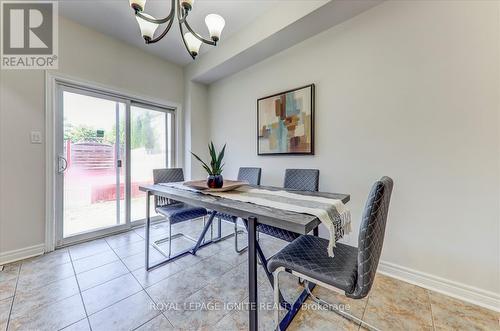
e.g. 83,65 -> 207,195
160,183 -> 351,257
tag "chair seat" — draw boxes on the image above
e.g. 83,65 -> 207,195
217,212 -> 237,223
267,235 -> 358,293
156,203 -> 207,224
257,224 -> 301,242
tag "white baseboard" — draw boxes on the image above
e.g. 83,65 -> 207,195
0,244 -> 45,266
378,260 -> 500,312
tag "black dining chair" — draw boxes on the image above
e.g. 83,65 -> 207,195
268,176 -> 393,331
217,167 -> 262,253
151,168 -> 208,260
257,169 -> 320,242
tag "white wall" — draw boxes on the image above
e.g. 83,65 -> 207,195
208,0 -> 500,300
183,81 -> 210,180
0,17 -> 183,258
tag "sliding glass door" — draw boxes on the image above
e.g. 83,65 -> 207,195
55,84 -> 175,246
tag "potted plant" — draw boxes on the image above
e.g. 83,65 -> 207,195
191,142 -> 226,188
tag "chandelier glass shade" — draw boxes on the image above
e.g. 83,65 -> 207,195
129,0 -> 225,59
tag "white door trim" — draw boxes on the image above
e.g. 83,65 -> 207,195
45,72 -> 183,252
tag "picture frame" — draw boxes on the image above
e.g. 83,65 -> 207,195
257,84 -> 315,155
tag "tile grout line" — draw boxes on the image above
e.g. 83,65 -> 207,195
4,263 -> 21,331
68,249 -> 93,331
74,258 -> 122,276
125,239 -> 195,330
74,239 -> 147,322
56,317 -> 88,331
123,229 -> 213,319
74,260 -> 129,292
110,226 -> 242,330
159,253 -> 247,329
5,227 -> 279,330
71,238 -> 151,292
106,234 -> 179,330
105,236 -> 168,329
75,270 -> 129,293
5,233 -> 495,331
15,258 -> 77,294
220,281 -> 278,329
427,289 -> 437,331
83,289 -> 144,321
74,239 -> 152,327
4,251 -> 85,325
71,247 -> 123,261
7,231 -> 331,330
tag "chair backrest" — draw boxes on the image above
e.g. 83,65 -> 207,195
237,167 -> 262,185
283,169 -> 319,192
348,176 -> 393,299
152,168 -> 185,208
153,168 -> 184,184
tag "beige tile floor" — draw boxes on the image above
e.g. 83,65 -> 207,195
0,220 -> 498,331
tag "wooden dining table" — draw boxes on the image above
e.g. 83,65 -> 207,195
139,183 -> 350,331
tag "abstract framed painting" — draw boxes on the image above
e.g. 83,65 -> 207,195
257,84 -> 315,155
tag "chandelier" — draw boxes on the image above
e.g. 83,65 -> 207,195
129,0 -> 225,59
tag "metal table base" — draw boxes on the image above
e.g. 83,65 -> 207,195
144,191 -> 316,329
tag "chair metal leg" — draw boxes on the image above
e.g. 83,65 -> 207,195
256,230 -> 264,264
147,211 -> 218,270
234,219 -> 248,254
153,217 -> 200,243
212,217 -> 245,243
168,221 -> 172,258
274,267 -> 285,331
285,269 -> 380,331
303,282 -> 380,331
152,216 -> 204,259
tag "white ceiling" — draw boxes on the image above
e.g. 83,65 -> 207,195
59,0 -> 281,66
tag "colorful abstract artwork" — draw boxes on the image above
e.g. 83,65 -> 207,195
257,84 -> 315,155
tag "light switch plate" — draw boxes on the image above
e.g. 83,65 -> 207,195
30,131 -> 42,144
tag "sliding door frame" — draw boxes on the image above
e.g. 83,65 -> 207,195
45,72 -> 181,251
54,84 -> 132,247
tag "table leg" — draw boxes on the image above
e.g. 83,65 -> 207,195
218,216 -> 222,239
145,191 -> 151,270
248,216 -> 258,331
192,211 -> 217,253
279,281 -> 316,330
242,221 -> 290,310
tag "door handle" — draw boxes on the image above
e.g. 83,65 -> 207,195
58,155 -> 68,174
117,160 -> 122,168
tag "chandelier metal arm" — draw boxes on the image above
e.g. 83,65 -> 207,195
178,1 -> 196,59
135,10 -> 173,25
183,19 -> 216,45
131,0 -> 223,59
134,0 -> 175,24
181,10 -> 216,46
179,23 -> 195,60
145,14 -> 174,44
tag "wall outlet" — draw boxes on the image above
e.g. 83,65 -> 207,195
30,131 -> 42,144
